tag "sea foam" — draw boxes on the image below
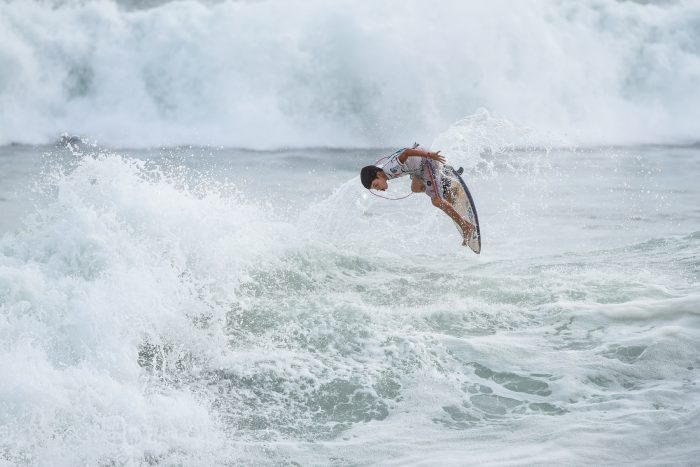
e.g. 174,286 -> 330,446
0,0 -> 699,148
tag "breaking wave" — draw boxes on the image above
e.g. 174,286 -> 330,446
1,0 -> 699,148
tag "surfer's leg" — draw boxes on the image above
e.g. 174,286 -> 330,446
431,197 -> 474,244
411,176 -> 426,193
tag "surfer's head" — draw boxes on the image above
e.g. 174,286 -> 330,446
361,165 -> 388,191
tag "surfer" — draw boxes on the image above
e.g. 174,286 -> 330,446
360,146 -> 475,245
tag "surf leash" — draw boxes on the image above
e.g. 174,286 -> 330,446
366,143 -> 421,201
368,190 -> 414,201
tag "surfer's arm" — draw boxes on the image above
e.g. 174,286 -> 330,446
398,148 -> 446,164
431,197 -> 474,237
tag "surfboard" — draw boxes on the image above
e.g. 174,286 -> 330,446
443,167 -> 481,253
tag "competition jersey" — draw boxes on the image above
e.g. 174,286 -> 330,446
380,148 -> 444,199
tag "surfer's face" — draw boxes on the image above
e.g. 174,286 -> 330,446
371,173 -> 388,191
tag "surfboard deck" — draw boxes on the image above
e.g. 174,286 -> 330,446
444,167 -> 481,254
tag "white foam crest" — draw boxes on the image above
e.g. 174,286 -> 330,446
1,0 -> 699,147
430,108 -> 559,178
581,293 -> 700,320
0,152 -> 298,464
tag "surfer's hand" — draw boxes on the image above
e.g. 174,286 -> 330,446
427,151 -> 446,163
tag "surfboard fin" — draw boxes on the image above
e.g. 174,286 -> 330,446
456,167 -> 464,175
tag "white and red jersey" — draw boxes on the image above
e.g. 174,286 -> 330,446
380,148 -> 445,199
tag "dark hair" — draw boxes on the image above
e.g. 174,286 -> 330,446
360,165 -> 382,189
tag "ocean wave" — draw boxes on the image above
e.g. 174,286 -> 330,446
1,145 -> 699,464
0,0 -> 699,148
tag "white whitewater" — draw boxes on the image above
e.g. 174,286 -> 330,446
1,1 -> 699,465
1,127 -> 698,465
0,0 -> 699,148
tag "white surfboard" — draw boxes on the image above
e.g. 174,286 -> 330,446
443,167 -> 481,254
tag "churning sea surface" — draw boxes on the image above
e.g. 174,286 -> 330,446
1,136 -> 699,466
2,0 -> 700,465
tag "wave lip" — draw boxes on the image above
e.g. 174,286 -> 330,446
1,0 -> 700,148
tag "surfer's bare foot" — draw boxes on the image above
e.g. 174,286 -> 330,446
461,223 -> 475,245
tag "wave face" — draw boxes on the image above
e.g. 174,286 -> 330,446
0,0 -> 699,148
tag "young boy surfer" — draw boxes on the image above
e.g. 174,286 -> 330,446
360,146 -> 475,245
